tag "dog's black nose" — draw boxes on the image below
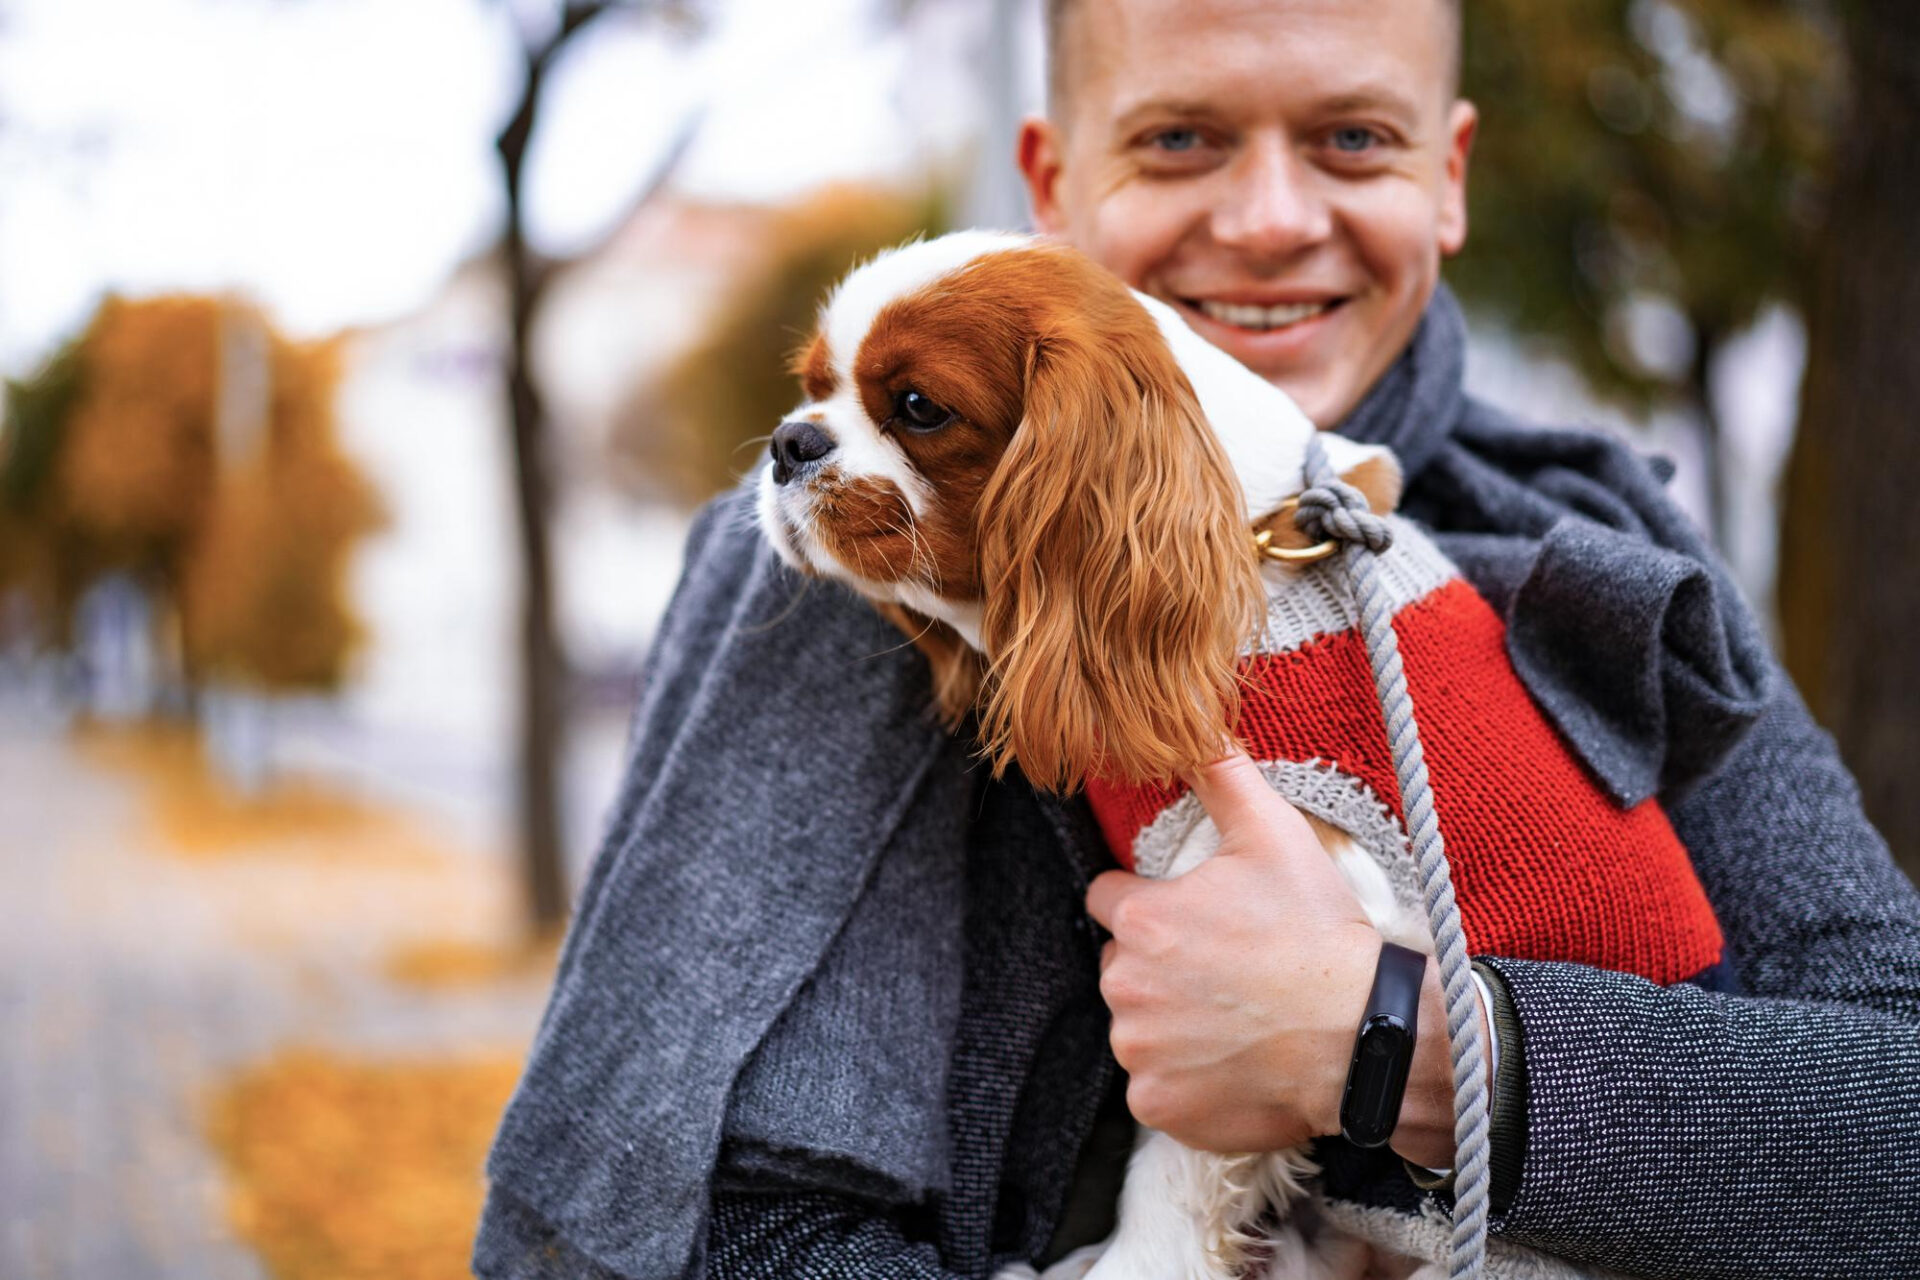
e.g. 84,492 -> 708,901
771,420 -> 834,484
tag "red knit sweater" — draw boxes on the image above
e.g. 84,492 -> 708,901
1084,527 -> 1724,987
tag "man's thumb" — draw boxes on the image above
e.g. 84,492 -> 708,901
1182,747 -> 1316,853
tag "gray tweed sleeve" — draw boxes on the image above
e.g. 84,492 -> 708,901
705,1191 -> 972,1279
1478,676 -> 1920,1278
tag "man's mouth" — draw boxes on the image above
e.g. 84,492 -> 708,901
1189,298 -> 1342,332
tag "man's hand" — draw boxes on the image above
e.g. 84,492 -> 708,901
1085,747 -> 1462,1166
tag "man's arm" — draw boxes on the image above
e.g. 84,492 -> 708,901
1477,676 -> 1920,1276
1092,672 -> 1920,1276
707,1191 -> 978,1279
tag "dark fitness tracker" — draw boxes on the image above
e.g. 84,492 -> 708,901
1339,940 -> 1427,1149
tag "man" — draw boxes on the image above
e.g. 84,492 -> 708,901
476,1 -> 1920,1276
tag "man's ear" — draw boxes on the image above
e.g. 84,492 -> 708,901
1439,98 -> 1479,257
1017,117 -> 1068,235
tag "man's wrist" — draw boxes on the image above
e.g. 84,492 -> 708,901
1311,926 -> 1392,1139
1386,957 -> 1476,1169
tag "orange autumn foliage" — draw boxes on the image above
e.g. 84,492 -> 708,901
58,296 -> 222,558
1,295 -> 381,690
180,336 -> 382,688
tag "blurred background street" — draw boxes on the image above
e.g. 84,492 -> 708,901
2,0 -> 1917,1276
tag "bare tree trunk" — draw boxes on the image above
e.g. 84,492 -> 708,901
1686,324 -> 1730,556
495,5 -> 613,936
1779,0 -> 1920,880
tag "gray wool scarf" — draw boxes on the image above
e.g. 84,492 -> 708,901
479,284 -> 1772,1280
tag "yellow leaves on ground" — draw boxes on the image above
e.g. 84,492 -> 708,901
385,934 -> 561,991
207,1049 -> 522,1280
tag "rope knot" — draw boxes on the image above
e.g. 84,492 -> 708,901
1295,478 -> 1394,553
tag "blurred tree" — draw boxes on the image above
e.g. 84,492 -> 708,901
59,296 -> 222,579
1453,0 -> 1838,546
629,184 -> 950,505
180,335 -> 383,690
0,337 -> 87,642
1778,0 -> 1920,878
493,0 -> 700,935
0,296 -> 379,695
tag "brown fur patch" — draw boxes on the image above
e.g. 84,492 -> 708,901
1341,452 -> 1404,516
790,333 -> 836,403
808,469 -> 924,584
953,247 -> 1264,790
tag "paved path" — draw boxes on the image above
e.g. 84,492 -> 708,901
0,718 -> 566,1279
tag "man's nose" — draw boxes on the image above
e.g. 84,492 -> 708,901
1211,138 -> 1333,257
770,420 -> 835,484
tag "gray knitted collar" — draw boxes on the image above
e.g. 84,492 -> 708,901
1335,281 -> 1468,482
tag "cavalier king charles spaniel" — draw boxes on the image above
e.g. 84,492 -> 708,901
756,231 -> 1437,1280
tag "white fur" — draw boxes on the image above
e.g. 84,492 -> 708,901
823,230 -> 1034,376
1133,291 -> 1394,522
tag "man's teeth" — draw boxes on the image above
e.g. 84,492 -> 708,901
1197,299 -> 1331,330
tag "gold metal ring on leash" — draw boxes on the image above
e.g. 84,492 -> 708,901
1252,496 -> 1339,564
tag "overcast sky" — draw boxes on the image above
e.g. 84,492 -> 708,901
0,0 -> 1021,373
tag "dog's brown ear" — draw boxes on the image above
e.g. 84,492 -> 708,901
973,301 -> 1265,793
873,602 -> 985,729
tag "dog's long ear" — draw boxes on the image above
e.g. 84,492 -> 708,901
975,320 -> 1266,792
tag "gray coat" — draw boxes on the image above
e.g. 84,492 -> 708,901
476,287 -> 1920,1279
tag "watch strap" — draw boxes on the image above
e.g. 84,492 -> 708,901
1339,940 -> 1427,1148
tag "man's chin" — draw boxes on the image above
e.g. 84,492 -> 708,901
1171,301 -> 1359,425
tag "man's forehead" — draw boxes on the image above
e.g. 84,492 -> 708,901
1050,0 -> 1459,123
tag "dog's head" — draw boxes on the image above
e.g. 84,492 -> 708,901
756,232 -> 1398,791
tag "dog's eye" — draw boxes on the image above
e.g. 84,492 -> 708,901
895,389 -> 954,433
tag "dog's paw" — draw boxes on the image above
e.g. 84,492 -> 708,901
990,1265 -> 1040,1280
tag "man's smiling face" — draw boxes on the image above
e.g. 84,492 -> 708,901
1019,0 -> 1477,428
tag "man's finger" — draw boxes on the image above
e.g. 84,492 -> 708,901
1086,868 -> 1148,931
1182,747 -> 1317,851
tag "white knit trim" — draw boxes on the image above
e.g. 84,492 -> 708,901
1249,516 -> 1458,657
1131,758 -> 1420,907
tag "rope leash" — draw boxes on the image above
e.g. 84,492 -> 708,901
1294,433 -> 1491,1280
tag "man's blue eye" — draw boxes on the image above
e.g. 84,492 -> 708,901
1153,129 -> 1202,152
1331,127 -> 1378,153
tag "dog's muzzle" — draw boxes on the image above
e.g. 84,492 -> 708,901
770,420 -> 835,485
